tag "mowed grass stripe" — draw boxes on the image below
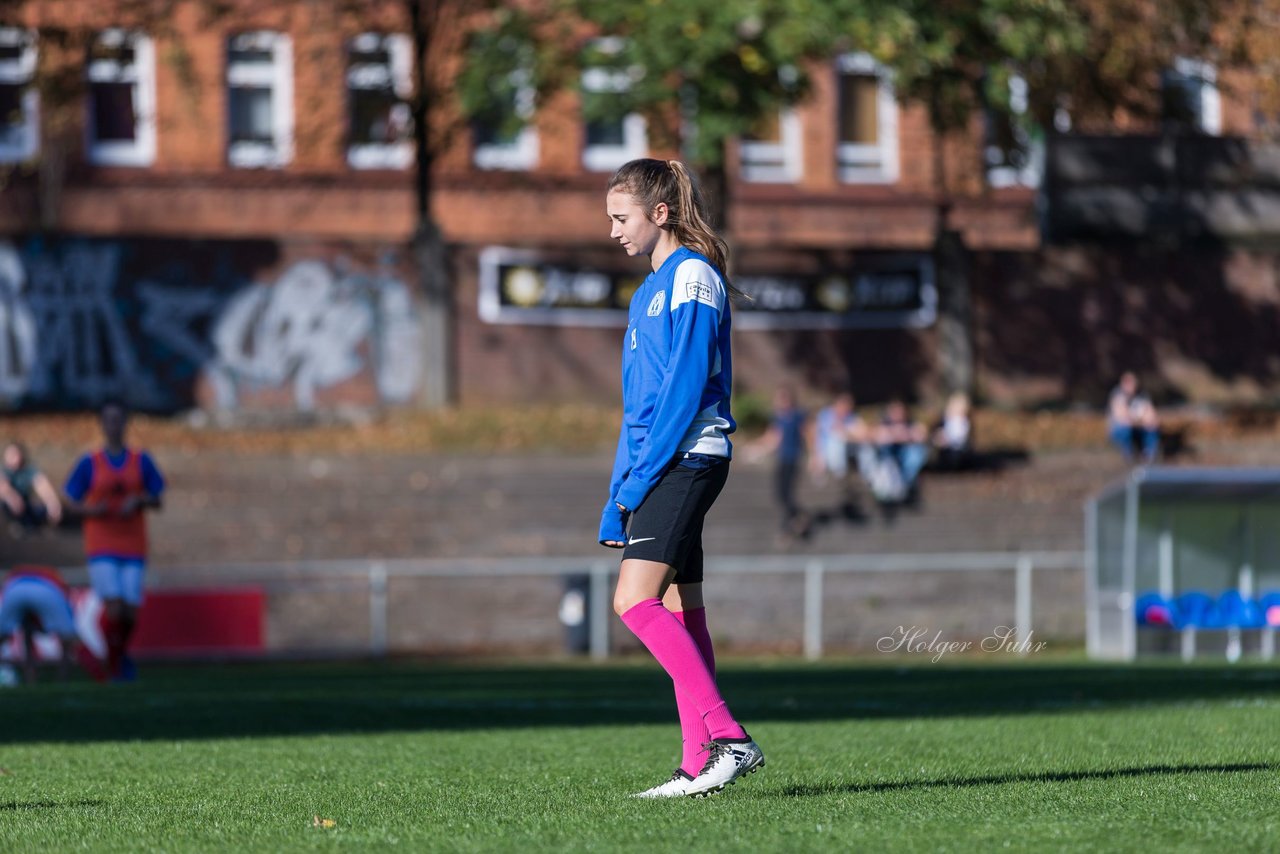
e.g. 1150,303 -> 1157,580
2,660 -> 1279,852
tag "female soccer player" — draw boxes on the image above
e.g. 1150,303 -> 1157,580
599,158 -> 764,798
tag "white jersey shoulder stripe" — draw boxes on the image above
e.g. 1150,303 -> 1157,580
669,258 -> 725,312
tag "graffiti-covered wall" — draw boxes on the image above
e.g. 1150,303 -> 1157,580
0,237 -> 422,413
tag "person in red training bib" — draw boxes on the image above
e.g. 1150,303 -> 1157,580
0,564 -> 105,683
63,400 -> 165,681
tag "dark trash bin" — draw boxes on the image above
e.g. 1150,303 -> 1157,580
559,573 -> 591,655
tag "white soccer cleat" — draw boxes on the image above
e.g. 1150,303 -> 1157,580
630,768 -> 696,799
685,738 -> 765,797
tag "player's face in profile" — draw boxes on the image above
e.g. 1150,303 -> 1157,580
607,190 -> 665,258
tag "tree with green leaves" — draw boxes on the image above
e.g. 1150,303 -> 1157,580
836,1 -> 1095,397
841,0 -> 1272,394
465,0 -> 1272,397
380,0 -> 489,411
306,0 -> 510,410
459,0 -> 850,228
3,0 -> 520,410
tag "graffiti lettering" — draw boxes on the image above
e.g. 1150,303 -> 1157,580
22,242 -> 160,406
0,240 -> 422,412
0,243 -> 37,400
206,259 -> 421,411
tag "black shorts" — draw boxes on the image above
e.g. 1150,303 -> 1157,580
622,454 -> 730,585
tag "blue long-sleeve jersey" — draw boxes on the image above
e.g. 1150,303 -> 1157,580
599,247 -> 735,544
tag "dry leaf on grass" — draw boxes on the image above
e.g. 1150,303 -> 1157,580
312,816 -> 337,828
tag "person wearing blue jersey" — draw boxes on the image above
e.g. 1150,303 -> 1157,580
0,565 -> 105,684
746,386 -> 810,540
600,158 -> 764,799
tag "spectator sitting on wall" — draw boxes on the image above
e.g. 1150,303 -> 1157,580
809,391 -> 871,521
808,392 -> 868,484
745,386 -> 809,540
1108,371 -> 1160,464
2,442 -> 64,535
871,399 -> 930,502
932,391 -> 974,471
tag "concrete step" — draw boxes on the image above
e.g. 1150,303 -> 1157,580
4,443 -> 1225,568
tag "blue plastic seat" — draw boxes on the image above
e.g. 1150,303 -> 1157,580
1218,590 -> 1265,629
1174,591 -> 1217,629
1135,592 -> 1175,626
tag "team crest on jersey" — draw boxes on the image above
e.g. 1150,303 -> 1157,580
647,291 -> 666,316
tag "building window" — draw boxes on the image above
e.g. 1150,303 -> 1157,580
581,39 -> 645,172
86,30 -> 156,167
836,52 -> 898,184
740,108 -> 802,183
0,28 -> 37,163
226,31 -> 293,168
347,32 -> 412,170
1162,58 -> 1221,135
984,74 -> 1043,189
472,67 -> 537,171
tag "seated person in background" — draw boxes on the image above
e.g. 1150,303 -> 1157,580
808,392 -> 868,483
2,442 -> 64,533
1108,371 -> 1160,464
0,564 -> 104,684
932,392 -> 974,470
873,399 -> 930,499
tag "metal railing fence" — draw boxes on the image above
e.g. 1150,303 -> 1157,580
59,551 -> 1084,659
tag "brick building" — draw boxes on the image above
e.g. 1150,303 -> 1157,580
1,3 -> 1278,413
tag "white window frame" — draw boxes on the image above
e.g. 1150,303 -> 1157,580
985,74 -> 1043,189
346,32 -> 413,170
740,108 -> 802,183
473,68 -> 538,171
580,39 -> 645,172
836,52 -> 898,184
86,29 -> 156,167
0,28 -> 38,163
1163,57 -> 1221,135
226,31 -> 293,169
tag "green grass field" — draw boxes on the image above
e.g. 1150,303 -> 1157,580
2,657 -> 1279,852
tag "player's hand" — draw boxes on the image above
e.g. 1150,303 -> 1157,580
600,504 -> 629,548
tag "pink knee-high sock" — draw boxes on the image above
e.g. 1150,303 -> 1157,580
620,599 -> 746,742
674,607 -> 716,775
